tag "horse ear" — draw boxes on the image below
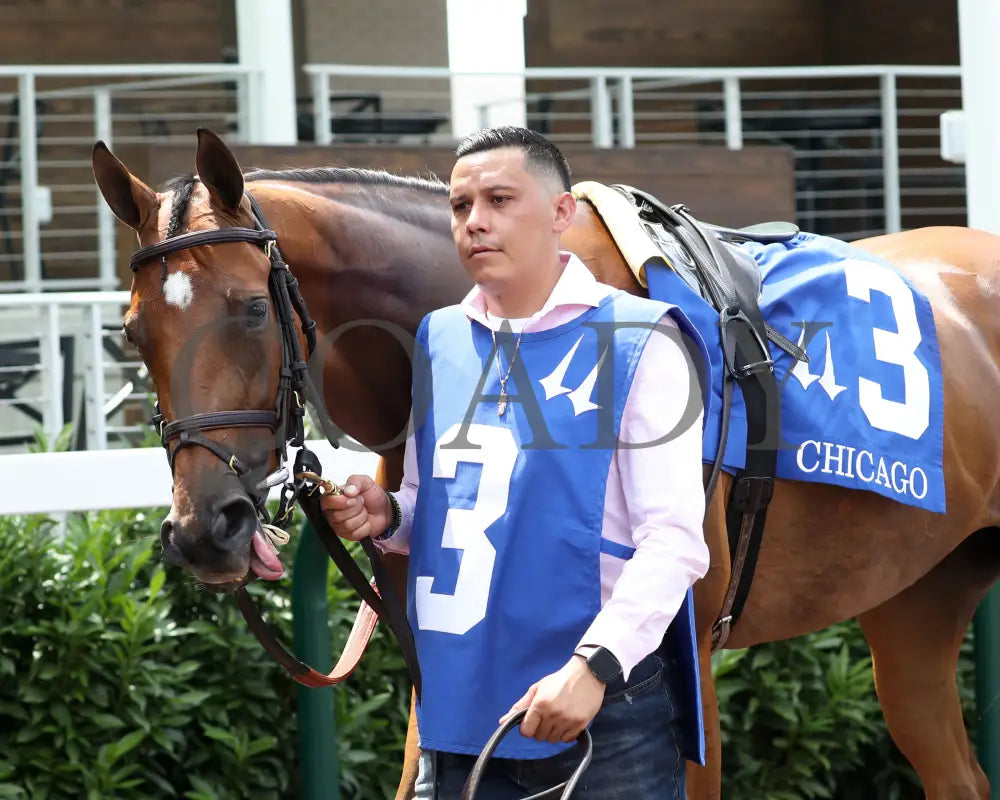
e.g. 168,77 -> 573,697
92,141 -> 158,231
195,127 -> 245,213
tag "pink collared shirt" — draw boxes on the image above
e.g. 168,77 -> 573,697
381,252 -> 710,679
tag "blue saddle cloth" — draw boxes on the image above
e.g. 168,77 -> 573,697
646,231 -> 945,513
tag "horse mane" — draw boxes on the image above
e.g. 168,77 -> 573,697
244,166 -> 447,195
160,167 -> 449,238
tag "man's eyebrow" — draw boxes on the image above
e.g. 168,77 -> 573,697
449,183 -> 520,202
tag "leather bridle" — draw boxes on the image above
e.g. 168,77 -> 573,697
128,189 -> 422,697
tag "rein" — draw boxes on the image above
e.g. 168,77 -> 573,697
128,190 -> 422,698
460,710 -> 593,800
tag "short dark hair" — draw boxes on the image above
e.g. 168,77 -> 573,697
455,125 -> 572,191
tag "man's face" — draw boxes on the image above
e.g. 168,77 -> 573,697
449,147 -> 568,292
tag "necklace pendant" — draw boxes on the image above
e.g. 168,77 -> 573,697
497,394 -> 508,417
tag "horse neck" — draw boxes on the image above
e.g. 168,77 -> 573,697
250,180 -> 463,320
246,180 -> 468,461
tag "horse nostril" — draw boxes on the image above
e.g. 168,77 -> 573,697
159,517 -> 185,565
209,496 -> 258,552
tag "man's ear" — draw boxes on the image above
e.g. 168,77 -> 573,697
552,191 -> 577,234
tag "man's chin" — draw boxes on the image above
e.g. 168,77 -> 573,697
465,256 -> 509,285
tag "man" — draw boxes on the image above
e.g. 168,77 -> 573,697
322,126 -> 710,799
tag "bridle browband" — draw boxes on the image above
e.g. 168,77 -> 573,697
127,187 -> 422,698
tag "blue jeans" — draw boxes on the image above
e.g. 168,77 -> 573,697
414,653 -> 687,799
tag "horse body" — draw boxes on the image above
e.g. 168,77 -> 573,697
257,183 -> 1000,798
93,131 -> 1000,799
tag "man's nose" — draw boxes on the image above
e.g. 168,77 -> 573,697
466,201 -> 489,233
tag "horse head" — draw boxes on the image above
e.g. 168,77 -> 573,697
92,129 -> 298,588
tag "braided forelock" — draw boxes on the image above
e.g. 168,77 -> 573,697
162,174 -> 197,239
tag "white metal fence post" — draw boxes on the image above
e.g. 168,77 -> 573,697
18,72 -> 41,292
40,304 -> 63,448
880,72 -> 902,233
85,304 -> 107,449
616,76 -> 635,148
723,76 -> 744,150
312,71 -> 331,146
590,76 -> 613,148
94,88 -> 117,290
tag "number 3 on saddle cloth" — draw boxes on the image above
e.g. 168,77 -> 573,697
646,230 -> 946,515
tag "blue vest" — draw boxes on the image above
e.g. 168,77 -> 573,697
408,291 -> 707,761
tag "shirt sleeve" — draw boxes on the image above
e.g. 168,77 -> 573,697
373,426 -> 418,555
577,313 -> 710,679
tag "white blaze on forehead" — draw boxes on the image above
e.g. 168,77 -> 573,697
156,187 -> 196,310
163,270 -> 194,310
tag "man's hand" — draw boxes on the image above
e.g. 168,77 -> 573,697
319,474 -> 393,541
499,656 -> 606,743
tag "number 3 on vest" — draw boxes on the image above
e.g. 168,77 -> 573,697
415,423 -> 518,635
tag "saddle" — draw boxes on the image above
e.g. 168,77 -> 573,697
576,181 -> 805,651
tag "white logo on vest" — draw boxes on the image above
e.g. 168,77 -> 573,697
537,334 -> 608,416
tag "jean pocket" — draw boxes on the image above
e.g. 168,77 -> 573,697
603,654 -> 664,704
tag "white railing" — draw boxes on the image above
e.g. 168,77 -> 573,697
306,64 -> 964,241
0,64 -> 255,295
0,291 -> 134,453
0,62 -> 970,458
0,439 -> 377,515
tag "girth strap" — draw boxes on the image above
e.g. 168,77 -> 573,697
619,189 -> 781,653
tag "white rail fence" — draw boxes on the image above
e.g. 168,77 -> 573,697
0,63 -> 968,460
0,63 -> 965,297
0,64 -> 254,294
0,439 -> 378,515
306,64 -> 965,241
0,291 -> 136,452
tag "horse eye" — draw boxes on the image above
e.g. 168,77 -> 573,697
246,298 -> 269,327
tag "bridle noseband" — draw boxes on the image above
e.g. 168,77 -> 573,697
129,192 -> 329,517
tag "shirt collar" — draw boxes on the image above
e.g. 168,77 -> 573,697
460,251 -> 610,332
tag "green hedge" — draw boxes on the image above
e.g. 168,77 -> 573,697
0,508 -> 976,799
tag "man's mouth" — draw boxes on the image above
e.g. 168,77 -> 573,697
469,245 -> 499,257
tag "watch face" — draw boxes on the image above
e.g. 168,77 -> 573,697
589,648 -> 622,683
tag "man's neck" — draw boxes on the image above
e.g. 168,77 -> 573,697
482,256 -> 564,318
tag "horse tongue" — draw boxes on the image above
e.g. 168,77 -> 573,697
249,530 -> 284,581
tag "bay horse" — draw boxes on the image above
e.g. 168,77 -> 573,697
92,128 -> 1000,800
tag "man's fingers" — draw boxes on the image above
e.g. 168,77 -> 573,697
345,523 -> 372,541
339,512 -> 369,533
530,706 -> 558,743
519,706 -> 541,739
500,685 -> 536,726
322,503 -> 363,522
319,492 -> 354,512
343,474 -> 374,496
560,725 -> 582,743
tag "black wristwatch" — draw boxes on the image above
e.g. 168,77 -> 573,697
574,645 -> 622,685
